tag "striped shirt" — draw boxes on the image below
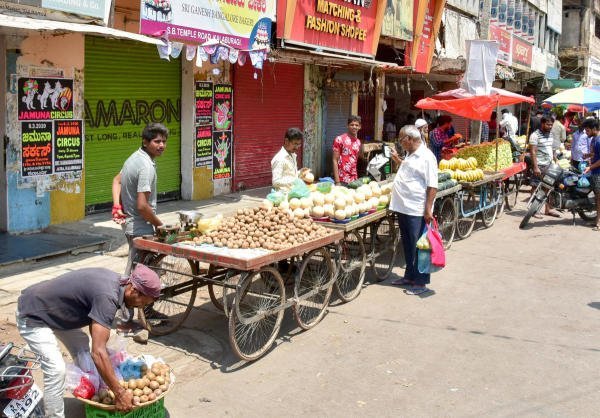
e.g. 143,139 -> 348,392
529,129 -> 554,167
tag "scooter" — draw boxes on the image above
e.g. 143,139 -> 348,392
0,343 -> 44,418
519,163 -> 597,229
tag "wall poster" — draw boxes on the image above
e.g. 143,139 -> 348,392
195,81 -> 213,125
195,125 -> 212,169
18,77 -> 74,121
53,120 -> 83,173
212,130 -> 232,180
21,121 -> 53,177
213,84 -> 233,131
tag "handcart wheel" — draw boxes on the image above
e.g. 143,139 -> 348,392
208,266 -> 241,316
481,184 -> 498,228
139,254 -> 198,336
228,267 -> 285,361
334,230 -> 366,303
504,172 -> 522,211
495,181 -> 506,218
293,247 -> 335,330
370,214 -> 399,281
455,193 -> 476,239
437,196 -> 457,250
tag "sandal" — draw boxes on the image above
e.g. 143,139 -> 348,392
391,278 -> 414,286
545,210 -> 561,218
592,226 -> 600,231
404,286 -> 431,295
533,213 -> 543,219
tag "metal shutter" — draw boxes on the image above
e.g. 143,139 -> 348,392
84,36 -> 181,208
323,88 -> 352,176
233,62 -> 304,191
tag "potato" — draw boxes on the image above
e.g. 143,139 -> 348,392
91,395 -> 100,403
154,388 -> 163,396
98,388 -> 109,400
136,379 -> 146,389
143,386 -> 152,396
133,396 -> 141,405
133,388 -> 143,397
146,372 -> 156,381
119,380 -> 127,389
102,397 -> 113,405
159,384 -> 167,392
140,395 -> 148,403
156,375 -> 165,385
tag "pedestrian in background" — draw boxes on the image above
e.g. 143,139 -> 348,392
581,118 -> 600,231
333,115 -> 362,185
389,125 -> 438,295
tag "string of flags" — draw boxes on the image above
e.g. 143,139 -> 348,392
157,38 -> 269,70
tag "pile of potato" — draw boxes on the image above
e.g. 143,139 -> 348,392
91,362 -> 171,406
194,207 -> 330,251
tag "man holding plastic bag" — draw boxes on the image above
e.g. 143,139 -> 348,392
15,264 -> 160,417
389,125 -> 438,295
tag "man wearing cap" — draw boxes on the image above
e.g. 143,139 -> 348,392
15,265 -> 160,417
414,118 -> 429,144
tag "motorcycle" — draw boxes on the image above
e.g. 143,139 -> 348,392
520,163 -> 597,229
0,343 -> 44,418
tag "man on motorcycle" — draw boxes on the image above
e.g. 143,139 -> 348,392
582,118 -> 600,230
529,117 -> 561,218
15,264 -> 160,417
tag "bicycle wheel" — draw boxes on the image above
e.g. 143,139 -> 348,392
495,182 -> 506,218
370,215 -> 399,281
208,267 -> 241,315
228,267 -> 285,361
481,184 -> 498,228
437,196 -> 457,250
519,196 -> 546,229
455,194 -> 476,239
334,230 -> 366,303
139,254 -> 198,336
504,172 -> 522,211
293,248 -> 334,330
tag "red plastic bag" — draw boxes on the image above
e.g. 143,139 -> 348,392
72,376 -> 95,399
427,219 -> 446,268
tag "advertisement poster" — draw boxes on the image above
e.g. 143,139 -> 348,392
213,84 -> 233,131
21,121 -> 53,177
213,131 -> 232,180
512,35 -> 532,68
195,125 -> 213,169
489,24 -> 512,66
53,120 -> 83,173
195,81 -> 213,125
18,77 -> 74,121
278,0 -> 386,57
381,0 -> 413,41
139,0 -> 276,48
406,0 -> 445,73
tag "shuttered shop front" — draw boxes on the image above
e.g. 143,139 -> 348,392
323,88 -> 352,176
233,62 -> 303,190
84,36 -> 182,209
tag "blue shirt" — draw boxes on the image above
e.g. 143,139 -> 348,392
591,136 -> 600,175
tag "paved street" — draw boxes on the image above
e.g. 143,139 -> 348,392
1,199 -> 599,417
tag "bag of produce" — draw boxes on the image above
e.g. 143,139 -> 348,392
288,179 -> 310,199
316,182 -> 332,194
427,220 -> 446,268
266,190 -> 285,206
197,214 -> 223,235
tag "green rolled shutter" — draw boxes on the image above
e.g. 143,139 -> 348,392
84,36 -> 181,207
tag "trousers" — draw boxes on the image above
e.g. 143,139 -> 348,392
15,312 -> 90,418
397,213 -> 430,286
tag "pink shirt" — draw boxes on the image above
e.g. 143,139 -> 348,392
333,133 -> 361,183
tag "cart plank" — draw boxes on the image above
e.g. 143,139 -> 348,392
435,184 -> 462,198
459,172 -> 504,188
133,231 -> 344,271
315,209 -> 390,232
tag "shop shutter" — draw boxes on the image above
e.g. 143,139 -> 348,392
84,36 -> 181,208
233,62 -> 304,190
323,88 -> 352,176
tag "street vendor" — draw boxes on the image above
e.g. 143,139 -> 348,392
333,115 -> 363,185
429,115 -> 461,162
271,127 -> 304,192
15,264 -> 160,417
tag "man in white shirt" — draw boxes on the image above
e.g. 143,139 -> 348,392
271,128 -> 303,192
550,114 -> 567,151
389,125 -> 438,295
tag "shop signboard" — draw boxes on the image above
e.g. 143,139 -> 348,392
195,125 -> 212,169
18,78 -> 74,121
381,0 -> 413,41
21,121 -> 53,177
42,0 -> 111,22
512,35 -> 532,68
213,131 -> 232,179
139,0 -> 276,49
277,0 -> 386,57
195,81 -> 213,125
405,0 -> 446,73
53,120 -> 83,173
489,24 -> 512,66
2,0 -> 110,24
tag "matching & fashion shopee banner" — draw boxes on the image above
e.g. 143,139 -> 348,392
140,0 -> 276,49
277,0 -> 386,57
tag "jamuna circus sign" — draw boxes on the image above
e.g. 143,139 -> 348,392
277,0 -> 385,57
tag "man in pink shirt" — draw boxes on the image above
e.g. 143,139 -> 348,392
333,115 -> 363,185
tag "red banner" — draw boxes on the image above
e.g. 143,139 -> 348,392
405,0 -> 445,73
512,35 -> 532,68
489,24 -> 512,66
277,0 -> 385,57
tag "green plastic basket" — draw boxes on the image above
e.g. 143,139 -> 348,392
85,399 -> 165,418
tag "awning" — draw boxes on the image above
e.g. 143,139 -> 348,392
0,14 -> 166,46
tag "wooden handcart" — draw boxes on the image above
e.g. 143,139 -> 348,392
133,230 -> 344,362
316,209 -> 399,302
433,184 -> 462,250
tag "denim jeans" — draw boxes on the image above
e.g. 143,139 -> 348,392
15,312 -> 90,418
397,213 -> 430,286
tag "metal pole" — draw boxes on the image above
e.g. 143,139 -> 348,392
495,101 -> 500,171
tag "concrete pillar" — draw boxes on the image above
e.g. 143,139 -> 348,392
374,71 -> 385,141
303,64 -> 324,175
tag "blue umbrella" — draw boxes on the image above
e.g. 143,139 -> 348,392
543,87 -> 600,111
